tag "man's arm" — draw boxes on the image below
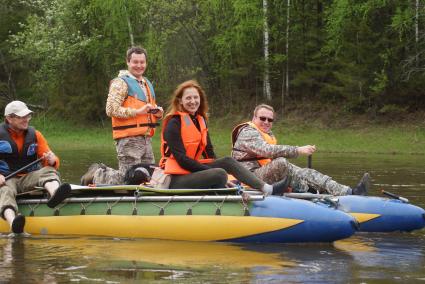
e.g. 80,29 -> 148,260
235,126 -> 299,159
105,78 -> 137,118
35,131 -> 60,169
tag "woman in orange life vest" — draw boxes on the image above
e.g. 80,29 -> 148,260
159,80 -> 290,194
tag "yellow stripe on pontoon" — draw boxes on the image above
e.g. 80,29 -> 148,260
0,216 -> 303,241
349,213 -> 381,223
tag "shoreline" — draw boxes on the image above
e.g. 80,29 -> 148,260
34,116 -> 425,156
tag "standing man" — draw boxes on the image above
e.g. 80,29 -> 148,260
0,101 -> 71,234
231,104 -> 370,195
81,46 -> 163,185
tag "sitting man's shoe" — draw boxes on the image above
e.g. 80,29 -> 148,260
352,173 -> 370,196
80,163 -> 102,185
124,163 -> 155,185
272,176 -> 292,195
11,214 -> 26,234
47,183 -> 72,208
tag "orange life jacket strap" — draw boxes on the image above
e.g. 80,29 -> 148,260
112,123 -> 160,130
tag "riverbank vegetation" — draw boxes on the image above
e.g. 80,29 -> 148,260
32,115 -> 425,156
1,0 -> 425,124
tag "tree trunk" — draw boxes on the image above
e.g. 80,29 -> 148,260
0,50 -> 16,101
125,4 -> 134,46
283,0 -> 290,109
263,0 -> 272,101
415,0 -> 419,67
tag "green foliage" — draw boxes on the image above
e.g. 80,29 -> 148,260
1,0 -> 424,122
378,104 -> 408,115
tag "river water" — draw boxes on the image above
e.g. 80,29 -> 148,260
1,151 -> 424,283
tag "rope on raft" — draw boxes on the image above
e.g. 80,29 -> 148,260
18,195 -> 264,216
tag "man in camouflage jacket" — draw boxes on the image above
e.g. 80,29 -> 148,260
81,46 -> 163,185
231,104 -> 369,195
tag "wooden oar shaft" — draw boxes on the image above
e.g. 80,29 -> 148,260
381,190 -> 409,203
16,188 -> 44,196
307,155 -> 312,169
284,192 -> 335,200
5,156 -> 44,180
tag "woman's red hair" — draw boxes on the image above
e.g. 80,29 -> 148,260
164,80 -> 209,121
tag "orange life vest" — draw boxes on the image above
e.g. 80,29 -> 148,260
111,75 -> 158,139
160,112 -> 212,175
231,121 -> 277,166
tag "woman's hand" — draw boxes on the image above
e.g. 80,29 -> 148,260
226,181 -> 237,188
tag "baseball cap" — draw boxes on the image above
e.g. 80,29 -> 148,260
4,100 -> 33,117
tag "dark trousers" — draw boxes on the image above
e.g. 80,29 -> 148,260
169,157 -> 265,189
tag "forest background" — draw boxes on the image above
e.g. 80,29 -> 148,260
1,0 -> 424,137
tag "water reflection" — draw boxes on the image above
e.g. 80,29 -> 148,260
0,232 -> 424,283
0,237 -> 292,283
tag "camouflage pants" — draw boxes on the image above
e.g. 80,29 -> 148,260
253,157 -> 351,196
93,136 -> 155,185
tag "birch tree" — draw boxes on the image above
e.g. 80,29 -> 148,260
263,0 -> 271,100
282,0 -> 290,111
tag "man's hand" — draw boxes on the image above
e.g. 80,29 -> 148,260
297,145 -> 316,156
43,151 -> 57,166
136,104 -> 155,115
152,106 -> 164,118
0,174 -> 5,186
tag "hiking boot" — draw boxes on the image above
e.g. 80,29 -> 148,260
11,214 -> 26,234
272,176 -> 292,195
124,163 -> 153,185
80,163 -> 102,185
47,183 -> 72,208
352,173 -> 370,196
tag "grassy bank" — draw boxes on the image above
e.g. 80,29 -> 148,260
32,116 -> 425,156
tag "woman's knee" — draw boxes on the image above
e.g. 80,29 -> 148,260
215,156 -> 239,168
210,168 -> 228,184
221,156 -> 236,163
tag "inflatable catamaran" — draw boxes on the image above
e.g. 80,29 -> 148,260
0,184 -> 424,242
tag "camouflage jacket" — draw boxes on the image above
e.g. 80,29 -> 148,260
105,70 -> 149,118
231,123 -> 299,171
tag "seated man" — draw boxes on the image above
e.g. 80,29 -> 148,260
0,101 -> 71,234
231,104 -> 369,196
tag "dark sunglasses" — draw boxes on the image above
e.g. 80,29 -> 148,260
258,116 -> 274,123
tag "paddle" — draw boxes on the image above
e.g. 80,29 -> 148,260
5,156 -> 44,180
381,190 -> 409,203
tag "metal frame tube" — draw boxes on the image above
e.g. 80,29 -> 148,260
17,195 -> 265,205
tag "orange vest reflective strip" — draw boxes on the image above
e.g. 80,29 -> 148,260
111,78 -> 157,139
231,121 -> 277,166
160,112 -> 210,175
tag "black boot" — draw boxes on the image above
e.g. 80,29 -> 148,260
352,173 -> 370,196
47,183 -> 72,208
11,214 -> 25,234
272,176 -> 292,195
